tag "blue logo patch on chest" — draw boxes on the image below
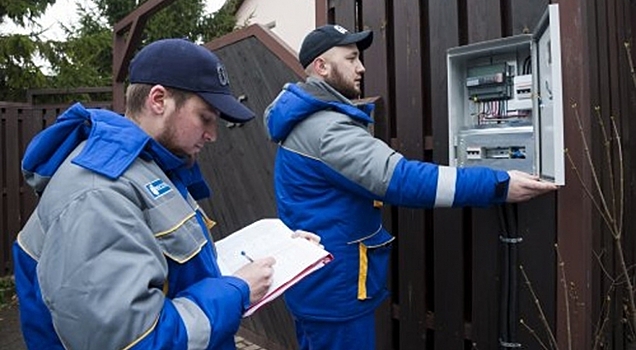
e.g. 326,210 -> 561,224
145,179 -> 172,199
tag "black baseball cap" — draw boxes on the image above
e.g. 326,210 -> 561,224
129,38 -> 255,123
298,24 -> 374,68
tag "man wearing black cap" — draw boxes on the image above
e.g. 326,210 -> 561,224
13,38 -> 277,350
264,25 -> 557,349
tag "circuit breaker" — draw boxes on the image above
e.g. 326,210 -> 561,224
447,4 -> 564,185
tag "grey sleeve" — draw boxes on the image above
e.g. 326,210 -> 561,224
319,118 -> 403,197
37,188 -> 167,350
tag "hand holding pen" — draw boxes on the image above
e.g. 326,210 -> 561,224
233,253 -> 276,303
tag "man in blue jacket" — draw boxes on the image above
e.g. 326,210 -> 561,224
264,24 -> 558,350
13,38 -> 276,349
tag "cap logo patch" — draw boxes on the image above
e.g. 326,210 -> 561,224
217,64 -> 229,86
334,25 -> 348,34
145,178 -> 172,199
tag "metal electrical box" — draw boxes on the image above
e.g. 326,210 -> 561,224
447,4 -> 564,185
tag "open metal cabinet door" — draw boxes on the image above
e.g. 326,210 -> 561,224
533,4 -> 565,185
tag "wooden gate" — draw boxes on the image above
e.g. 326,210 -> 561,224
197,25 -> 305,350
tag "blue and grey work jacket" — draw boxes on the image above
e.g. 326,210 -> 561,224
264,78 -> 511,321
13,103 -> 248,349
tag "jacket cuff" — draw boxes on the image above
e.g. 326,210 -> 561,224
223,276 -> 251,311
493,170 -> 510,203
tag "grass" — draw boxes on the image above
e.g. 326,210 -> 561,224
0,276 -> 17,309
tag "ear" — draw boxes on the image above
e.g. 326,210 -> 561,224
147,85 -> 169,115
311,57 -> 331,78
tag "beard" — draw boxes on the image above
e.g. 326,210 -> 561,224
325,65 -> 361,100
156,117 -> 196,167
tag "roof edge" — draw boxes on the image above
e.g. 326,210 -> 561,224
204,23 -> 306,80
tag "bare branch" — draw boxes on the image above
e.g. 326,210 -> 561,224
610,116 -> 624,236
593,107 -> 617,233
593,249 -> 615,283
592,291 -> 613,349
556,245 -> 572,350
571,105 -> 614,228
625,41 -> 636,90
565,149 -> 614,232
520,319 -> 551,350
614,238 -> 636,335
520,265 -> 559,349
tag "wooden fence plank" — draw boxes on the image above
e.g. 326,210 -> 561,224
616,1 -> 636,348
617,8 -> 636,350
19,108 -> 42,231
0,108 -> 7,275
595,1 -> 624,348
516,197 -> 557,349
443,10 -> 506,350
583,1 -> 608,347
361,2 -> 395,346
332,0 -> 356,31
427,1 -> 467,349
509,0 -> 549,36
467,0 -> 501,42
470,208 -> 504,349
461,1 -> 505,349
555,0 -> 595,348
362,0 -> 392,135
3,108 -> 21,275
392,0 -> 429,348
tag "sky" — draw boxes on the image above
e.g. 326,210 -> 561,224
1,0 -> 227,40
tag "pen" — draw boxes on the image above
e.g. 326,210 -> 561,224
241,250 -> 254,263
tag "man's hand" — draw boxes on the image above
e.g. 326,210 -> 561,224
292,230 -> 323,249
505,170 -> 558,203
233,257 -> 276,304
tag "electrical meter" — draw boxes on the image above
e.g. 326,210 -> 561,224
447,4 -> 564,185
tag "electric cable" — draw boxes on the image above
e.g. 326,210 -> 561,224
523,56 -> 532,75
498,204 -> 510,345
498,203 -> 521,349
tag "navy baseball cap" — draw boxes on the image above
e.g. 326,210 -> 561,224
129,38 -> 255,123
298,24 -> 373,68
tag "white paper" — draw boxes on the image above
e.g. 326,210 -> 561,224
215,218 -> 332,316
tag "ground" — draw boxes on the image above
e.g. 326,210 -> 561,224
0,298 -> 25,350
0,299 -> 266,350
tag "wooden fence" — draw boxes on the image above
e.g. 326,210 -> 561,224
1,94 -> 112,278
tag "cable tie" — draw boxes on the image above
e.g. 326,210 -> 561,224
499,339 -> 522,348
499,235 -> 523,244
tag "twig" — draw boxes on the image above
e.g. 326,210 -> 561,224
520,319 -> 550,350
564,148 -> 613,231
520,265 -> 559,349
593,107 -> 617,234
592,291 -> 613,349
615,238 -> 636,335
570,105 -> 614,229
593,249 -> 615,283
610,116 -> 624,237
625,41 -> 636,91
556,245 -> 572,350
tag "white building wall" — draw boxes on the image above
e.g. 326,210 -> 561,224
235,0 -> 315,53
